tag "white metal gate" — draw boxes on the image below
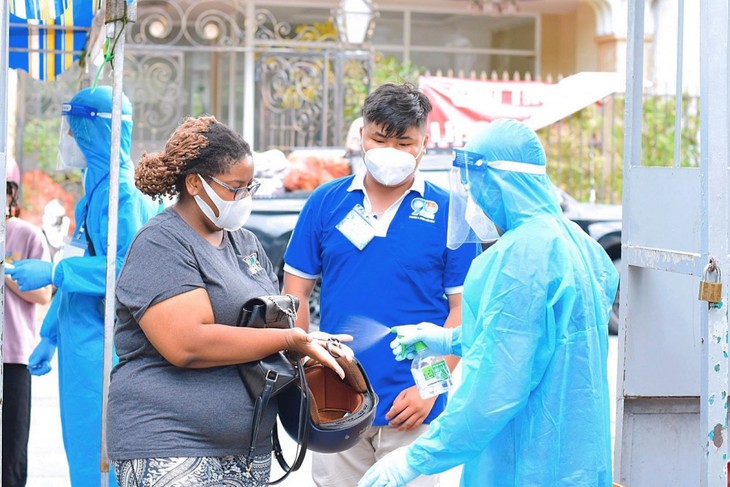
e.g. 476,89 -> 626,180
615,0 -> 729,485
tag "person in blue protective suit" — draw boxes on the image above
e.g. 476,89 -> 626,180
358,118 -> 620,487
7,86 -> 161,487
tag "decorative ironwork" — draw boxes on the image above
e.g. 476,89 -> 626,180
128,0 -> 246,48
255,8 -> 337,44
15,2 -> 370,170
257,53 -> 331,149
130,0 -> 184,46
122,53 -> 185,160
183,1 -> 246,47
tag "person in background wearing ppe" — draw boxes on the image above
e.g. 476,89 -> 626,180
107,115 -> 351,486
7,86 -> 161,487
3,156 -> 52,487
358,118 -> 620,487
283,82 -> 480,487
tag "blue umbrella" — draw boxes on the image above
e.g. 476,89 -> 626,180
9,0 -> 97,81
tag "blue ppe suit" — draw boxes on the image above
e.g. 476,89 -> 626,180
407,119 -> 619,486
37,86 -> 160,487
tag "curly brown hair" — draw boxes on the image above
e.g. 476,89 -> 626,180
135,115 -> 252,202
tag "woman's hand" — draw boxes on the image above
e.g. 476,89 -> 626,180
284,329 -> 354,379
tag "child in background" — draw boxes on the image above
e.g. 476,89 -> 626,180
3,156 -> 52,487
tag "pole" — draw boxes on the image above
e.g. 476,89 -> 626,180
0,0 -> 10,481
243,1 -> 255,146
100,1 -> 135,485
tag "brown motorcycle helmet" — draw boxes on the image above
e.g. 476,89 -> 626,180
277,354 -> 378,453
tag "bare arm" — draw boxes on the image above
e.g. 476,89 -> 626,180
5,274 -> 52,305
282,271 -> 317,332
139,287 -> 345,376
386,293 -> 464,432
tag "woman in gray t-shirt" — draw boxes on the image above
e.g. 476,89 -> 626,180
107,116 -> 349,486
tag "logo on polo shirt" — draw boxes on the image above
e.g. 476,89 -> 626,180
410,198 -> 438,222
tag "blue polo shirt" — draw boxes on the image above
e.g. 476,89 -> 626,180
284,171 -> 479,426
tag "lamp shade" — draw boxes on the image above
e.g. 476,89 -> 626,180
337,0 -> 376,45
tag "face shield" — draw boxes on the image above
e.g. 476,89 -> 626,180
447,149 -> 500,250
57,102 -> 132,170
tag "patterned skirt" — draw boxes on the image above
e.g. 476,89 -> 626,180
113,454 -> 272,487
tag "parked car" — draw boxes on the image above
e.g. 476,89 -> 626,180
247,149 -> 622,334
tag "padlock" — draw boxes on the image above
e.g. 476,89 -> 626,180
699,264 -> 723,303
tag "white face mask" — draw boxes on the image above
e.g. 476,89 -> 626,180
194,175 -> 253,231
362,145 -> 422,187
57,133 -> 87,170
465,194 -> 500,242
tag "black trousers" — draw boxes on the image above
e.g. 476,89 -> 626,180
3,363 -> 31,487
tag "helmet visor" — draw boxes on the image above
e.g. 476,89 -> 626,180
447,149 -> 500,250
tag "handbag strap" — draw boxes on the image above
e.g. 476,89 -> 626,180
269,357 -> 310,484
245,314 -> 310,484
264,294 -> 299,323
245,369 -> 278,471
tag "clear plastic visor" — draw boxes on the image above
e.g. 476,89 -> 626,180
56,103 -> 132,170
57,115 -> 83,171
447,149 -> 500,250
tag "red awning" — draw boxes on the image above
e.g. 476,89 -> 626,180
419,72 -> 623,148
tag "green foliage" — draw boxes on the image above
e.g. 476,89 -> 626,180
22,118 -> 60,173
640,94 -> 700,167
539,101 -> 622,204
22,118 -> 83,187
295,20 -> 337,41
372,53 -> 422,86
282,19 -> 426,142
344,53 -> 424,126
343,59 -> 370,122
538,93 -> 700,204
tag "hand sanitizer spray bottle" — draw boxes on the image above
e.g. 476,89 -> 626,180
394,329 -> 453,399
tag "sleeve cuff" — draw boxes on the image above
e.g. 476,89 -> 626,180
450,326 -> 463,357
51,261 -> 63,288
283,263 -> 321,280
444,285 -> 464,295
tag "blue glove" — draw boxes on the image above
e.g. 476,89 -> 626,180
27,338 -> 56,376
390,323 -> 458,361
358,446 -> 420,487
6,259 -> 53,292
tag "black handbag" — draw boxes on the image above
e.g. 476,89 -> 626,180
236,294 -> 301,398
236,294 -> 310,484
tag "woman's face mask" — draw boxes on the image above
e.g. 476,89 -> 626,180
57,132 -> 87,170
362,145 -> 423,187
194,175 -> 253,231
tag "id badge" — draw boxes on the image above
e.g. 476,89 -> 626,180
60,235 -> 87,259
336,204 -> 376,250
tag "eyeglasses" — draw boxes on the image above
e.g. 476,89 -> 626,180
207,175 -> 260,200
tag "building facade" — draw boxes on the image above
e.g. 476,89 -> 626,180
11,0 -> 697,162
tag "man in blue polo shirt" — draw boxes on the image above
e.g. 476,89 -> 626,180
283,82 -> 479,487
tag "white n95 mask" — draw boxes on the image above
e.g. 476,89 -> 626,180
194,175 -> 253,231
362,146 -> 420,186
57,133 -> 87,170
